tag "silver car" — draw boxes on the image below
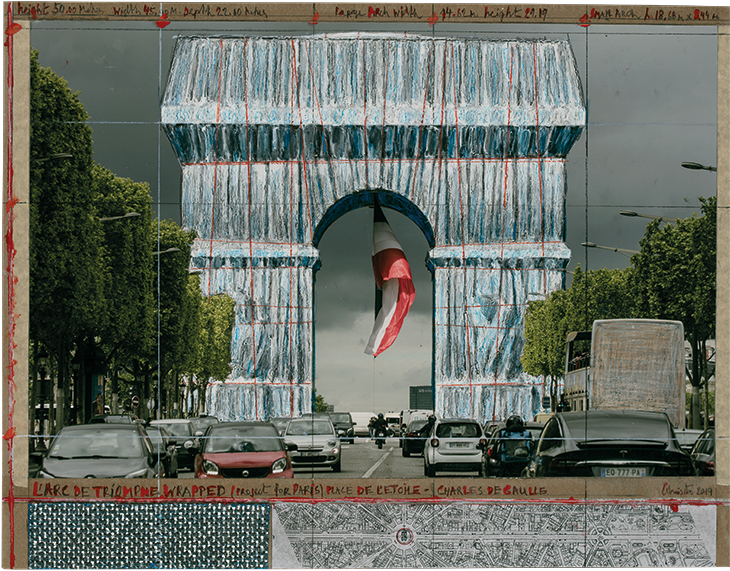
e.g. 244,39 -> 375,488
283,416 -> 341,472
423,418 -> 486,477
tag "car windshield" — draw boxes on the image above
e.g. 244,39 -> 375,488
286,420 -> 333,436
48,428 -> 144,459
204,425 -> 283,453
153,422 -> 192,438
436,423 -> 480,438
144,427 -> 166,446
562,412 -> 672,443
189,418 -> 218,433
329,414 -> 350,423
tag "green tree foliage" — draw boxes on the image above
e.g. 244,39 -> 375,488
632,197 -> 716,428
521,266 -> 636,407
314,393 -> 329,413
92,165 -> 155,364
192,292 -> 235,413
29,49 -> 104,354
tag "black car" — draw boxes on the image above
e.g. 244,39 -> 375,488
523,410 -> 694,478
328,412 -> 355,443
149,419 -> 198,471
690,427 -> 715,476
144,424 -> 179,478
33,423 -> 162,479
401,419 -> 428,457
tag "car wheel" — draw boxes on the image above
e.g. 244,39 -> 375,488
477,464 -> 484,477
332,458 -> 341,473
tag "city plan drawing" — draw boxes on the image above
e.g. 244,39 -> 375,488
273,501 -> 715,568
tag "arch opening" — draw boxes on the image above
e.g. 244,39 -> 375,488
313,193 -> 434,416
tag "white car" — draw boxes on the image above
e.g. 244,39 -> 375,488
283,415 -> 341,472
423,418 -> 486,477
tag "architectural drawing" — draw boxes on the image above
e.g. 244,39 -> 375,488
273,501 -> 715,568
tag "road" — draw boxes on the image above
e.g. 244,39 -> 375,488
180,437 -> 483,479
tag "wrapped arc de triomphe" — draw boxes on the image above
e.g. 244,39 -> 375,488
160,33 -> 586,425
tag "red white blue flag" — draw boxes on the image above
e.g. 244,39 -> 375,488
364,203 -> 415,357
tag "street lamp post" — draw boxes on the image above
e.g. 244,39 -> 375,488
581,242 -> 639,257
620,210 -> 678,224
681,161 -> 717,172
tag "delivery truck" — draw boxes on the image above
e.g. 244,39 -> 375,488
563,319 -> 685,428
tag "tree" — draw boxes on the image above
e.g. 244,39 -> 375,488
29,49 -> 105,430
521,265 -> 636,409
91,165 -> 155,418
314,393 -> 329,413
632,197 -> 716,428
192,292 -> 235,413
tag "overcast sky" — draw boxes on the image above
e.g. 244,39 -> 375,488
29,17 -> 718,414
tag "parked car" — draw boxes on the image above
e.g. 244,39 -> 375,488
690,427 -> 715,476
33,423 -> 163,478
283,416 -> 342,472
195,421 -> 295,479
188,415 -> 219,436
328,412 -> 355,443
675,428 -> 704,453
401,419 -> 429,457
270,417 -> 291,436
423,418 -> 487,477
523,410 -> 694,478
149,419 -> 198,471
144,424 -> 179,478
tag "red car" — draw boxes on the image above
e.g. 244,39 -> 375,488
194,421 -> 296,479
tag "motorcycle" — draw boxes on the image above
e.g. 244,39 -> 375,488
375,428 -> 387,450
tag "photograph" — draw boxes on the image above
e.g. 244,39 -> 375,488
3,2 -> 727,568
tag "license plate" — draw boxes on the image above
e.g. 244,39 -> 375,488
601,467 -> 646,477
449,442 -> 469,448
301,451 -> 319,457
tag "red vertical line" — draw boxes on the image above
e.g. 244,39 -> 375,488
291,39 -> 314,244
379,41 -> 390,188
361,36 -> 369,188
4,5 -> 17,567
207,39 -> 225,298
242,39 -> 258,419
492,44 -> 515,424
450,44 -> 474,418
303,42 -> 337,197
407,43 -> 433,203
532,43 -> 546,297
434,40 -> 449,265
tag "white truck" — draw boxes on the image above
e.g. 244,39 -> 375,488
563,319 -> 685,428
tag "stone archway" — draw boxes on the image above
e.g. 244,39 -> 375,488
161,33 -> 585,424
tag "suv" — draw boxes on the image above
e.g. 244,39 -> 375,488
328,412 -> 355,443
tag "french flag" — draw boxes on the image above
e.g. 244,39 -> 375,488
364,202 -> 416,357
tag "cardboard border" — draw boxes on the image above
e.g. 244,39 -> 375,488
4,4 -> 730,568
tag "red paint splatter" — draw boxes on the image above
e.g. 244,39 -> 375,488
579,14 -> 591,27
309,12 -> 319,25
427,13 -> 438,26
5,23 -> 21,36
156,14 -> 171,29
670,503 -> 679,512
3,427 -> 15,440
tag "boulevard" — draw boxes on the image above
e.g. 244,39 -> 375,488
179,437 -> 480,480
